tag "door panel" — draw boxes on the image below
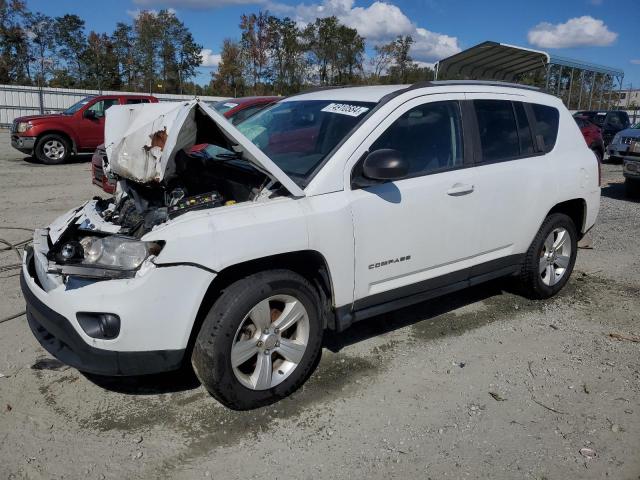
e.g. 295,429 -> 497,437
464,93 -> 552,258
347,94 -> 484,304
76,98 -> 119,149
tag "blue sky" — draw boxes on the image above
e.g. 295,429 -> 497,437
29,0 -> 640,88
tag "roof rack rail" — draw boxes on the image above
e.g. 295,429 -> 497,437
408,80 -> 540,91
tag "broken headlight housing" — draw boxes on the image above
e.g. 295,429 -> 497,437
79,236 -> 163,270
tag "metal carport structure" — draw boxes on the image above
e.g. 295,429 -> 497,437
434,41 -> 625,110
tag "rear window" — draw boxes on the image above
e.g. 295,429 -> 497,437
473,100 -> 519,162
531,104 -> 560,153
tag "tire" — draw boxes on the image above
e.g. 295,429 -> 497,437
35,134 -> 71,165
518,213 -> 578,299
625,178 -> 640,198
191,269 -> 324,410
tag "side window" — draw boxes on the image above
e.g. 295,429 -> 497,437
530,103 -> 560,153
513,102 -> 534,155
473,100 -> 519,162
369,100 -> 463,177
87,99 -> 118,118
126,98 -> 149,104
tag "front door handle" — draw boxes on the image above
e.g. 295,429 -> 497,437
447,183 -> 474,196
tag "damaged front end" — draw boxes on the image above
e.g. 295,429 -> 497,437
38,99 -> 298,287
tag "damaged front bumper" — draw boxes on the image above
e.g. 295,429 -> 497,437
21,228 -> 216,376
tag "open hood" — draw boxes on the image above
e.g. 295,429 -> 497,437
103,99 -> 305,197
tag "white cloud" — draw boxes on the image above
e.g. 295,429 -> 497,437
268,0 -> 461,62
631,59 -> 640,65
134,0 -> 262,8
528,16 -> 617,48
200,48 -> 222,67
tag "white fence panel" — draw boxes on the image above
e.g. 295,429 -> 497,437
0,84 -> 227,127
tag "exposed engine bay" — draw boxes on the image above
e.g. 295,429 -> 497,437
41,100 -> 295,280
102,146 -> 274,238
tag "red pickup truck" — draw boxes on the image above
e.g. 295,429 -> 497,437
10,94 -> 158,164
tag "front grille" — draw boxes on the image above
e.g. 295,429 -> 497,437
10,121 -> 17,133
621,137 -> 635,145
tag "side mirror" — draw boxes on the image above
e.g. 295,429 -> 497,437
83,109 -> 97,120
362,149 -> 409,181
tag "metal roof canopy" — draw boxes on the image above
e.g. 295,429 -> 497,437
435,41 -> 549,81
434,41 -> 624,82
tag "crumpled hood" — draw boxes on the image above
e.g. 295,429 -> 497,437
103,99 -> 304,197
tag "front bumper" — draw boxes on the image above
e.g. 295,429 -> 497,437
11,135 -> 36,154
623,158 -> 640,180
21,241 -> 216,375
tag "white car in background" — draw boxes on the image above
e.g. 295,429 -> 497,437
21,81 -> 600,409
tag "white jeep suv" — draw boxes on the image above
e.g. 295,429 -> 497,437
21,81 -> 600,409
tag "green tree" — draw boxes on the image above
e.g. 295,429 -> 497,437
211,38 -> 245,97
133,10 -> 160,93
240,11 -> 271,93
266,16 -> 305,94
0,0 -> 31,84
112,22 -> 136,89
82,31 -> 119,91
24,11 -> 55,85
54,14 -> 86,86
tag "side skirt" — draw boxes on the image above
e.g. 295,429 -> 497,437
333,254 -> 524,332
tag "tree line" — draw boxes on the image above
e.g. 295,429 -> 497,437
0,0 -> 435,96
0,0 -> 202,94
212,12 -> 435,97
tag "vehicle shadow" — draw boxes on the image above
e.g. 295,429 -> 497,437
601,182 -> 640,203
84,280 -> 509,396
83,365 -> 201,395
324,280 -> 506,352
21,154 -> 92,165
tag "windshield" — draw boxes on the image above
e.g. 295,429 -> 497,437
213,101 -> 239,114
236,100 -> 375,185
63,96 -> 95,115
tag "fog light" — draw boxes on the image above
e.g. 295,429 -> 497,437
77,312 -> 121,339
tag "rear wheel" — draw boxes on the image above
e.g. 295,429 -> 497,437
519,213 -> 578,299
191,270 -> 323,410
35,134 -> 70,165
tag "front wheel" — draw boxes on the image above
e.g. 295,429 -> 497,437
35,134 -> 71,165
518,213 -> 578,299
191,270 -> 324,410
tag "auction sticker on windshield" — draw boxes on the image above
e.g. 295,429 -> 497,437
321,103 -> 370,117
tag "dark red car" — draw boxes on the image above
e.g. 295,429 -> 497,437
211,96 -> 280,125
92,96 -> 279,194
11,94 -> 158,165
574,115 -> 605,161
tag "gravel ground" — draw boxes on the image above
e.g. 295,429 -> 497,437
0,129 -> 639,479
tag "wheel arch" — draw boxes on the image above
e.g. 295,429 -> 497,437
36,130 -> 77,154
547,198 -> 587,235
185,250 -> 335,358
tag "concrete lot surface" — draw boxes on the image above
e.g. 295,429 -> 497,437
0,129 -> 639,479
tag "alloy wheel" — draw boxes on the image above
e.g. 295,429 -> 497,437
539,227 -> 572,287
231,295 -> 310,390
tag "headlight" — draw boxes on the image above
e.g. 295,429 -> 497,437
16,121 -> 32,133
79,236 -> 162,270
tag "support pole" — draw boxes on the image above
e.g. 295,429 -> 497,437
588,72 -> 596,110
577,70 -> 584,110
598,74 -> 605,110
557,66 -> 563,97
567,68 -> 574,109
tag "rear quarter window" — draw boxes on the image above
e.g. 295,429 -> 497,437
530,104 -> 560,153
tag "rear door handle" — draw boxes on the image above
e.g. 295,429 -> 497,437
446,183 -> 474,196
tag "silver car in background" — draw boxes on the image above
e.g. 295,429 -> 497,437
606,123 -> 640,162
